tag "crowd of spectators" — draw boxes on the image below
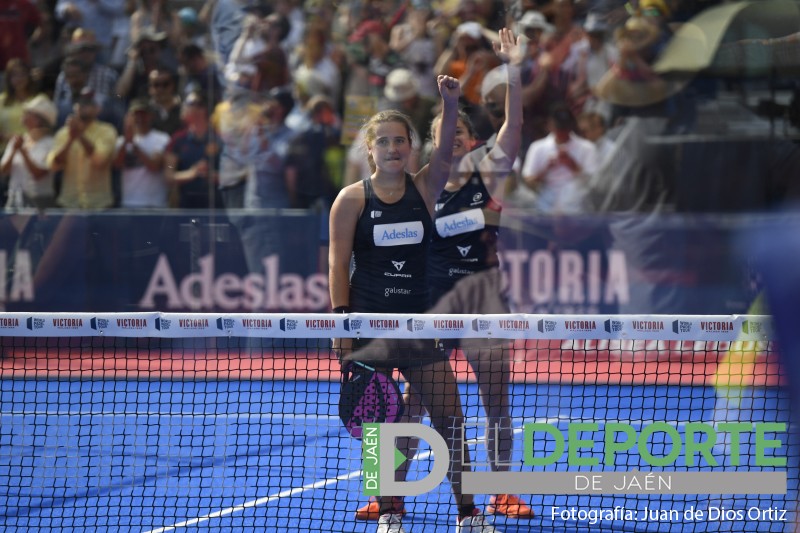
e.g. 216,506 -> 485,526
0,0 -> 793,215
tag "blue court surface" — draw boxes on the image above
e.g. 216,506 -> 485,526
0,380 -> 795,532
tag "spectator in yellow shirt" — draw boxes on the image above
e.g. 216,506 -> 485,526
48,87 -> 118,209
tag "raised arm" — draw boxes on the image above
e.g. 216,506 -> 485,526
493,28 -> 524,165
415,75 -> 460,213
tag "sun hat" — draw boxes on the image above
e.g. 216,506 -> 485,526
384,68 -> 420,102
519,10 -> 555,33
22,94 -> 57,127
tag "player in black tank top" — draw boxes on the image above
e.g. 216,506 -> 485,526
329,76 -> 504,531
350,173 -> 432,313
405,29 -> 537,522
428,169 -> 502,306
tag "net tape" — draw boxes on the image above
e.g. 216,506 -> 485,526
0,313 -> 773,341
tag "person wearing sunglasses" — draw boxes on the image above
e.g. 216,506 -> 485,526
163,91 -> 223,209
147,68 -> 183,136
637,0 -> 673,60
116,29 -> 170,105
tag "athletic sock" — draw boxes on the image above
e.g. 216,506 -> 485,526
379,496 -> 404,515
458,503 -> 477,520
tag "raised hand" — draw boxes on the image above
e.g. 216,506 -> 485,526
437,75 -> 460,106
66,115 -> 84,139
494,27 -> 525,66
466,49 -> 494,73
193,159 -> 209,179
123,115 -> 135,142
11,135 -> 23,151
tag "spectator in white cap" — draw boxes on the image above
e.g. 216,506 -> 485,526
130,0 -> 182,52
286,68 -> 329,131
0,94 -> 57,209
382,68 -> 435,141
568,12 -> 618,118
516,10 -> 554,38
344,67 -> 435,188
290,22 -> 342,113
117,29 -> 172,105
516,11 -> 556,148
478,65 -> 510,143
435,20 -> 500,105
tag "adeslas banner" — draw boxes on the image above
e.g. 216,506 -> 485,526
0,209 -> 761,315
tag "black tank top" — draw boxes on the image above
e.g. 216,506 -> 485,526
428,171 -> 502,304
349,175 -> 432,313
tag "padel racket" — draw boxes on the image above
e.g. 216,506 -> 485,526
339,360 -> 404,439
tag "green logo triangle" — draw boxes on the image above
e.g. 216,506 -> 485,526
394,447 -> 406,470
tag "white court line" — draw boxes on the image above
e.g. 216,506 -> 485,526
141,416 -> 562,533
141,465 -> 364,533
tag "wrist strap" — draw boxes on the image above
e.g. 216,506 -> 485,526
332,306 -> 351,314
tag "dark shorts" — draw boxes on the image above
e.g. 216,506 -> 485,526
343,337 -> 448,370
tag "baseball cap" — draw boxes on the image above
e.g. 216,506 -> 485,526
583,12 -> 609,33
178,7 -> 198,25
641,0 -> 671,17
77,86 -> 99,106
128,98 -> 153,113
134,28 -> 168,47
266,87 -> 295,114
66,28 -> 101,54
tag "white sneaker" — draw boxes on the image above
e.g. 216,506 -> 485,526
455,510 -> 500,532
377,513 -> 407,533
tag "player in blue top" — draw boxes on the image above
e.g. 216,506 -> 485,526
330,75 -> 503,532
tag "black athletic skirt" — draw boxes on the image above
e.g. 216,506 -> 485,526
342,337 -> 448,370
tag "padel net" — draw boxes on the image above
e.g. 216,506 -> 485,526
0,312 -> 793,532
